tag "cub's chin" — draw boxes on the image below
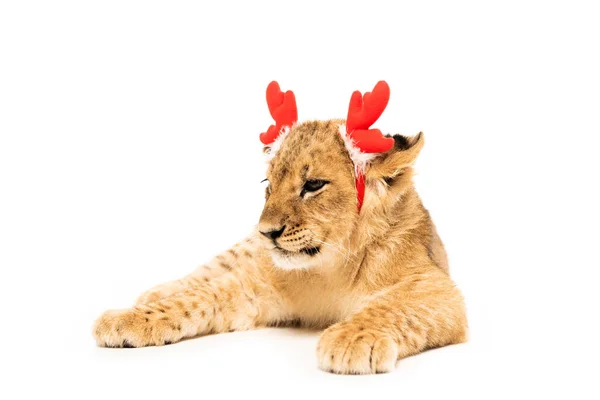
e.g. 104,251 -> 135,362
269,246 -> 322,270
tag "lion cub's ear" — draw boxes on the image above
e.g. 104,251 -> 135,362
367,132 -> 424,181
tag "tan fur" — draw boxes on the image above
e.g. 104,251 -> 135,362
93,120 -> 467,374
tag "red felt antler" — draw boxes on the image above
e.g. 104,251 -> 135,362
259,81 -> 298,145
345,81 -> 395,212
346,81 -> 394,153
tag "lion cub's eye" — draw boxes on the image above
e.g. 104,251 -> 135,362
301,179 -> 328,197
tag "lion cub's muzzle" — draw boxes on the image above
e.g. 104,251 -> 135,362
259,224 -> 321,256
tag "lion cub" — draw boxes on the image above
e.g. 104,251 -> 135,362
93,81 -> 467,374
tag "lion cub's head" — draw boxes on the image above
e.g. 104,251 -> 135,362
258,118 -> 424,270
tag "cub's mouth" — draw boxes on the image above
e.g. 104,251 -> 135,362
269,243 -> 324,270
274,245 -> 321,257
299,247 -> 321,256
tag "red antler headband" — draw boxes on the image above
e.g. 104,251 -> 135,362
260,81 -> 394,212
343,81 -> 394,211
260,81 -> 298,145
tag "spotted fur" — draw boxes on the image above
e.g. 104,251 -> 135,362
93,119 -> 467,374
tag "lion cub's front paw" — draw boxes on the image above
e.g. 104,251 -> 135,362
93,308 -> 183,348
317,322 -> 399,374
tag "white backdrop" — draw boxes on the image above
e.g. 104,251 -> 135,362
1,1 -> 599,399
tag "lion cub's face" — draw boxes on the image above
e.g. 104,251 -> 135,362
258,120 -> 358,270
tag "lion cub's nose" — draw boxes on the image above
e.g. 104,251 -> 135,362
259,225 -> 286,241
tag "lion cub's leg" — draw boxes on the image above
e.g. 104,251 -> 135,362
136,238 -> 260,305
93,267 -> 281,348
317,268 -> 467,374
